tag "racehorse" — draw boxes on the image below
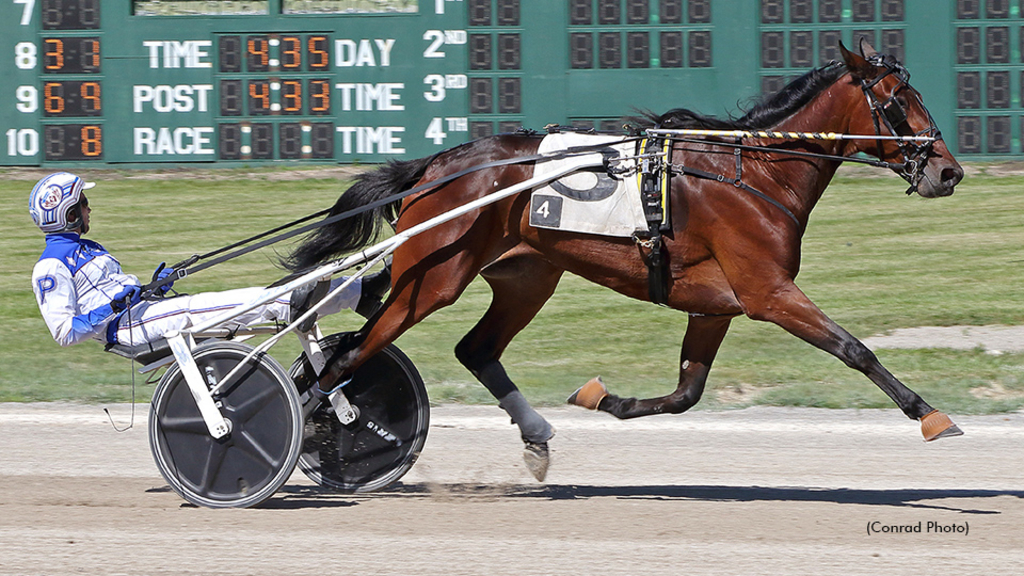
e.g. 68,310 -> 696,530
285,42 -> 965,480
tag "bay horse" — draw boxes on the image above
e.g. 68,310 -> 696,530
286,42 -> 965,480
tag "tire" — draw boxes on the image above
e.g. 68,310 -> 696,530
289,334 -> 429,493
149,341 -> 303,509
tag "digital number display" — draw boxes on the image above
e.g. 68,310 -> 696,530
957,0 -> 980,19
248,80 -> 271,115
852,0 -> 875,22
251,123 -> 273,159
469,0 -> 491,25
42,0 -> 100,30
470,34 -> 492,69
42,37 -> 101,74
689,31 -> 712,67
761,0 -> 783,24
626,0 -> 648,25
791,0 -> 813,23
660,0 -> 682,24
598,32 -> 621,69
219,124 -> 242,159
957,27 -> 980,64
626,32 -> 648,68
496,0 -> 519,26
761,32 -> 784,68
689,0 -> 711,23
220,80 -> 243,116
279,123 -> 303,158
219,34 -> 331,73
988,116 -> 1010,153
43,124 -> 102,160
43,81 -> 102,117
819,0 -> 842,22
957,117 -> 980,153
247,35 -> 270,72
987,27 -> 1009,64
957,72 -> 980,109
308,80 -> 331,115
497,34 -> 520,70
497,78 -> 520,113
661,31 -> 683,68
210,121 -> 338,160
988,71 -> 1010,108
880,30 -> 905,63
598,0 -> 620,25
819,31 -> 843,64
988,0 -> 1010,18
570,33 -> 593,69
882,0 -> 905,21
790,31 -> 814,68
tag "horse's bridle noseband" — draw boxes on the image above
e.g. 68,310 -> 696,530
859,54 -> 941,194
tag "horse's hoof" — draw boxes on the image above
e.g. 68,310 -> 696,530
567,377 -> 608,410
920,410 -> 964,442
523,441 -> 550,482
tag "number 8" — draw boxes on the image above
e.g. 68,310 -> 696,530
15,42 -> 37,69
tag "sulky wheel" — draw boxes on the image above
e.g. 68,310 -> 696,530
289,334 -> 429,493
149,340 -> 303,509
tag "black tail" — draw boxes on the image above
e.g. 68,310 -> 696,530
283,157 -> 433,272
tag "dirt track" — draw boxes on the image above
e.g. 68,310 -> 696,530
1,403 -> 1022,575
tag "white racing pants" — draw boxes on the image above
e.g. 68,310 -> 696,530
111,277 -> 362,346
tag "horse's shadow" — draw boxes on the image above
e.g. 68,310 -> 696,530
265,483 -> 1024,514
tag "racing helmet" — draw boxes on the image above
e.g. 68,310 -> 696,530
28,172 -> 95,233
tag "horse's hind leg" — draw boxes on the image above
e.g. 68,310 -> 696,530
454,252 -> 563,481
569,313 -> 734,419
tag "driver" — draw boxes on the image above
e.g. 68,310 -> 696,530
29,172 -> 389,348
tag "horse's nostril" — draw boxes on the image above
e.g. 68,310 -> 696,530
941,166 -> 964,187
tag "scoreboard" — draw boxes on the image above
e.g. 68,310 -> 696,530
0,1 -> 1015,166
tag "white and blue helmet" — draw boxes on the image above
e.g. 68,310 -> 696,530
29,172 -> 95,233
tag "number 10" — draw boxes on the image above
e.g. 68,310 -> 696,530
6,128 -> 39,156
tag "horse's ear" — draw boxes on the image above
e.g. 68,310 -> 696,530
839,40 -> 878,80
858,38 -> 879,60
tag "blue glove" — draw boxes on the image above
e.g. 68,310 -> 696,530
152,262 -> 175,295
110,285 -> 142,313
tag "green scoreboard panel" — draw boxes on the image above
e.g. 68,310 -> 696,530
0,0 -> 1016,166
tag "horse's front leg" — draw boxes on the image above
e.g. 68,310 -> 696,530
569,314 -> 734,418
738,280 -> 962,441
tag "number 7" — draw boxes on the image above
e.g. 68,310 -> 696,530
14,0 -> 36,26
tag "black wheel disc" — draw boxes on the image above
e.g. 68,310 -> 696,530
290,336 -> 429,493
149,341 -> 303,508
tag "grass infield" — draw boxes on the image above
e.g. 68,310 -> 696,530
2,166 -> 1022,413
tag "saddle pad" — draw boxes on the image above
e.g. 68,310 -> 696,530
530,133 -> 647,238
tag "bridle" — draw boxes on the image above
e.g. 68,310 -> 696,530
859,54 -> 941,194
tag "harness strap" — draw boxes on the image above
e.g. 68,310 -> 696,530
672,163 -> 801,228
636,136 -> 671,305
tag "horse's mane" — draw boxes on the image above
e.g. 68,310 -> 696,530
635,62 -> 848,130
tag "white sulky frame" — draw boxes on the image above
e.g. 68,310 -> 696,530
164,155 -> 606,439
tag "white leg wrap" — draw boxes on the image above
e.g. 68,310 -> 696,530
498,390 -> 553,443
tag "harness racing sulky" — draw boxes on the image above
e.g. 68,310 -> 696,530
127,41 -> 963,508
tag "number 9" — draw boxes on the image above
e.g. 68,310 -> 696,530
16,85 -> 38,113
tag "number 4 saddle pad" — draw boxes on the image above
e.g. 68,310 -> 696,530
529,132 -> 648,238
